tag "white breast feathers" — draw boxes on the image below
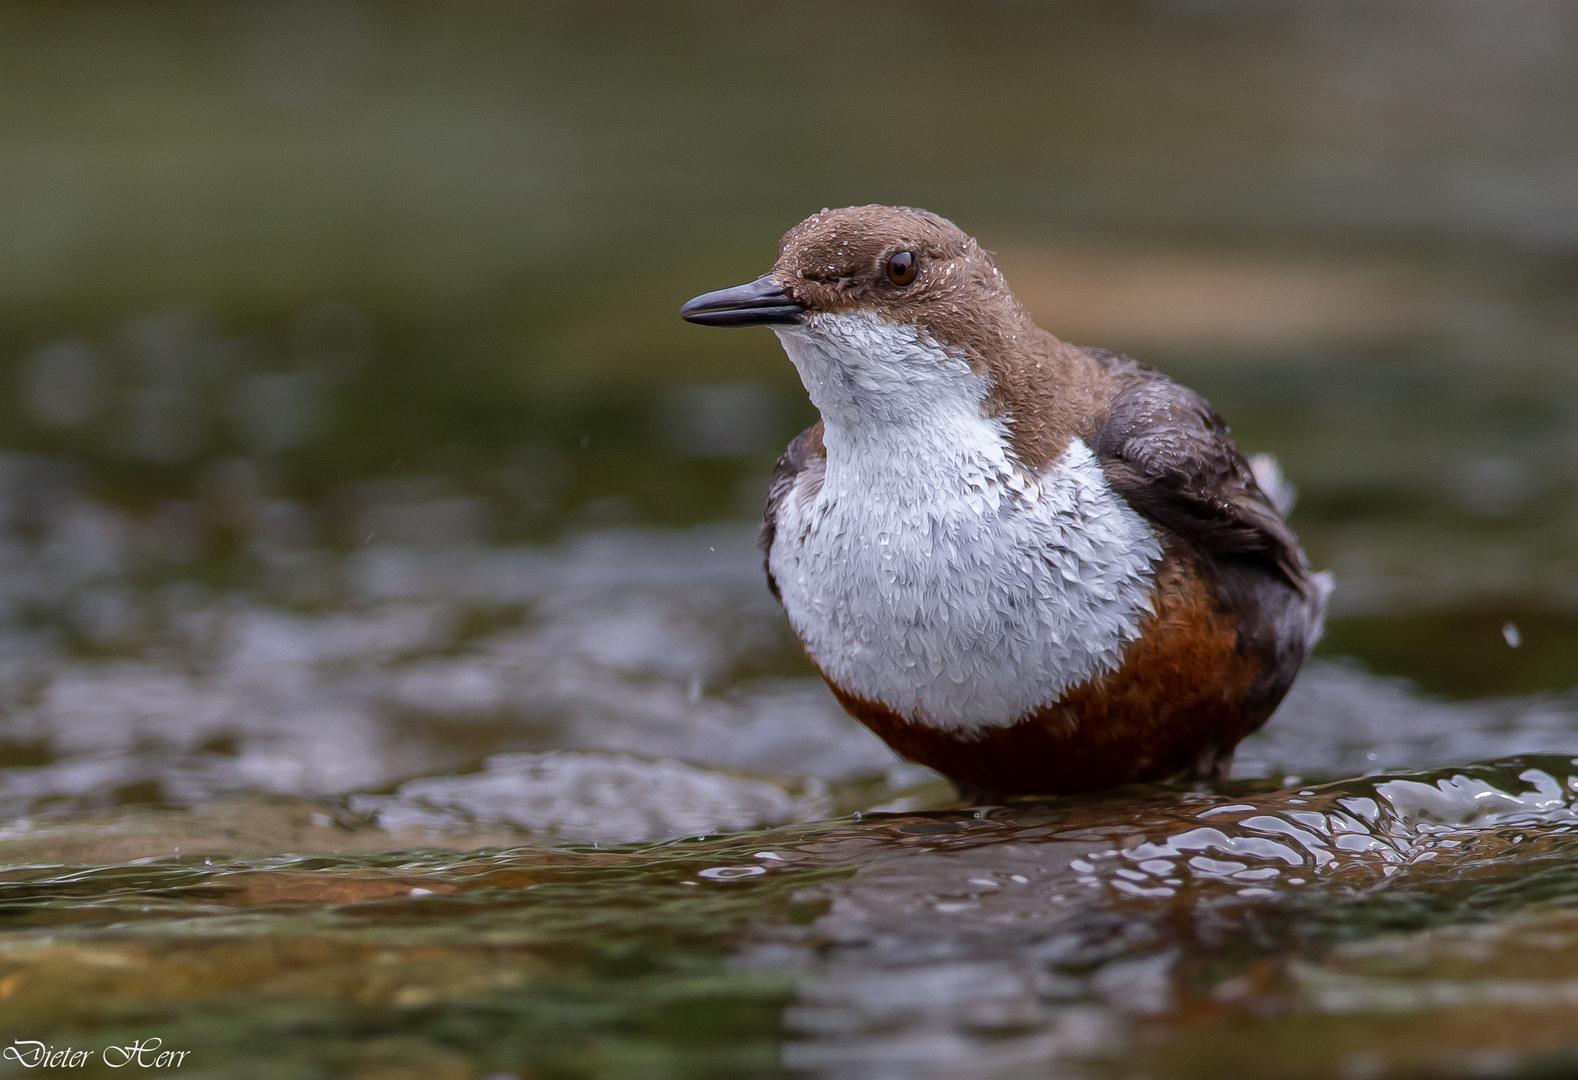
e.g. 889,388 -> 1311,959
767,313 -> 1162,733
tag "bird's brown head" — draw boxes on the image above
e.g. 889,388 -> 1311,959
680,206 -> 1081,459
680,205 -> 1026,345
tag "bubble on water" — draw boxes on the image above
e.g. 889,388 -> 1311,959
1233,868 -> 1282,881
698,865 -> 767,881
1197,803 -> 1257,818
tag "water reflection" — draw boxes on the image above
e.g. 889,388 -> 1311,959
763,759 -> 1578,1078
4,759 -> 1578,1076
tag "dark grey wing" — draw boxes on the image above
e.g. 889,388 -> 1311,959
1087,351 -> 1313,595
759,420 -> 826,601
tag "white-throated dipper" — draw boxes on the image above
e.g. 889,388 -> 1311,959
680,206 -> 1332,797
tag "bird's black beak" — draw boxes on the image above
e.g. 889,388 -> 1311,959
679,274 -> 805,327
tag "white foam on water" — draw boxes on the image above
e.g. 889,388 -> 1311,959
351,751 -> 829,845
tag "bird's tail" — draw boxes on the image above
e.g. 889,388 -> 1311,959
1305,569 -> 1336,650
1250,453 -> 1335,650
1248,452 -> 1298,518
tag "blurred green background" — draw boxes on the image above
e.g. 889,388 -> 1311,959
1,0 -> 1576,695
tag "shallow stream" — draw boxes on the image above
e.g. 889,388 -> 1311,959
1,4 -> 1577,1077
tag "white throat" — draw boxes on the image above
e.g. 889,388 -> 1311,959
768,311 -> 1162,732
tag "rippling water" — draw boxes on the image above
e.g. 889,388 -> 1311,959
6,500 -> 1578,1076
1,2 -> 1577,1077
8,757 -> 1578,1077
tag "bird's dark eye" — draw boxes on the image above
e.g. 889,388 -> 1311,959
885,251 -> 917,286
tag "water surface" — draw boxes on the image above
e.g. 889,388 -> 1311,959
1,3 -> 1576,1077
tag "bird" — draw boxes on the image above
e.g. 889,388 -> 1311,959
679,205 -> 1332,798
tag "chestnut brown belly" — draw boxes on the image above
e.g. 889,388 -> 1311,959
817,553 -> 1273,796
